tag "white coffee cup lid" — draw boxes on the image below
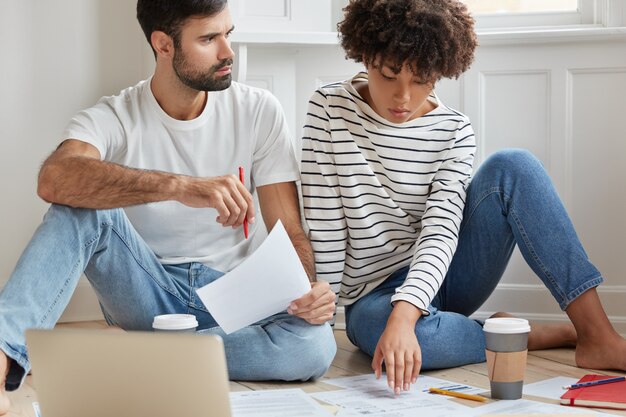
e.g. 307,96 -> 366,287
152,314 -> 198,330
483,317 -> 530,334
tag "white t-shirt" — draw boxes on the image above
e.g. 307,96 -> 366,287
62,78 -> 299,272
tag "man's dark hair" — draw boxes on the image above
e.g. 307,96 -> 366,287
337,0 -> 477,83
137,0 -> 228,51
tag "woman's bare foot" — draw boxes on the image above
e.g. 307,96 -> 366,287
489,312 -> 577,350
576,332 -> 626,371
565,288 -> 626,371
0,351 -> 11,415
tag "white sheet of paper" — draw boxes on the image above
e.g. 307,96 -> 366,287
523,376 -> 578,400
312,388 -> 474,417
195,220 -> 311,334
324,374 -> 486,395
470,398 -> 611,416
229,388 -> 333,417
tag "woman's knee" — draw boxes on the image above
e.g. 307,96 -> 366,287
482,148 -> 544,178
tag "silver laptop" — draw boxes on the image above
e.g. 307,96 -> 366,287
25,328 -> 232,417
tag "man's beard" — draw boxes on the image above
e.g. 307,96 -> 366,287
173,49 -> 233,92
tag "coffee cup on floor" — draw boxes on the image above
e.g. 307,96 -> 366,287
483,317 -> 531,400
152,314 -> 198,332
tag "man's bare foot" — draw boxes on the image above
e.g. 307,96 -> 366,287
489,312 -> 577,350
0,351 -> 11,415
576,332 -> 626,371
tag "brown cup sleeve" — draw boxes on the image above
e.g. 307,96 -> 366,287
486,349 -> 528,383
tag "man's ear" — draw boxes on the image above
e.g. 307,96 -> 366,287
151,31 -> 174,58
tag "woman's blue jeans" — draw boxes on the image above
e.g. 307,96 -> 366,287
0,205 -> 336,390
345,149 -> 603,369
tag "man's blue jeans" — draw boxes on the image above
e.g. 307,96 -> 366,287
345,149 -> 603,369
0,205 -> 336,390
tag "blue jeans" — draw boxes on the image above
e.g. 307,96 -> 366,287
0,206 -> 336,390
345,149 -> 603,369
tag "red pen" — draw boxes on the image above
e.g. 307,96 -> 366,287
238,166 -> 249,239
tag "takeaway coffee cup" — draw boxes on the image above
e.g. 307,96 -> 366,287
152,314 -> 198,332
483,317 -> 531,400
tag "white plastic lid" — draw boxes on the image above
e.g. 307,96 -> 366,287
152,314 -> 198,330
483,317 -> 530,334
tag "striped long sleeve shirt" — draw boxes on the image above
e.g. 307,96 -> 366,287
301,73 -> 476,314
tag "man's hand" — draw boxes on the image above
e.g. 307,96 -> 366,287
372,301 -> 423,394
178,175 -> 255,228
288,280 -> 336,325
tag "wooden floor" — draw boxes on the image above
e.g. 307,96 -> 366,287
5,321 -> 626,416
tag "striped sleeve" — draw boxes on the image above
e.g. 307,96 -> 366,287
390,119 -> 476,314
301,90 -> 347,297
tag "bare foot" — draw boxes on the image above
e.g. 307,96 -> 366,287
576,332 -> 626,371
489,312 -> 577,350
0,351 -> 10,415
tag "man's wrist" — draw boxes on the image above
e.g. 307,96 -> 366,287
170,174 -> 189,202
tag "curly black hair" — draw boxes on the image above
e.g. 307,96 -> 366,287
338,0 -> 477,82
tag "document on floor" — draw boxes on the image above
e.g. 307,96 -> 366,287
196,220 -> 311,334
522,376 -> 579,400
324,374 -> 486,395
311,382 -> 476,417
230,388 -> 333,417
472,398 -> 612,416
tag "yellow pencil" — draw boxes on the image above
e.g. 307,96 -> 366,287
428,387 -> 487,402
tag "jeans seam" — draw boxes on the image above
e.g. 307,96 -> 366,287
105,222 -> 187,306
187,266 -> 203,313
39,258 -> 80,327
460,187 -> 500,236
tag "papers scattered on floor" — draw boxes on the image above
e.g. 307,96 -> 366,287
474,398 -> 612,416
324,374 -> 485,396
230,388 -> 333,417
196,220 -> 311,334
312,374 -> 486,417
523,376 -> 578,400
312,387 -> 472,417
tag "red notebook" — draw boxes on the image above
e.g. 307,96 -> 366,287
560,374 -> 626,410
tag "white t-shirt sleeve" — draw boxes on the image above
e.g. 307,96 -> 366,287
61,102 -> 125,161
251,92 -> 299,187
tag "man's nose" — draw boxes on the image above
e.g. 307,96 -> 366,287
218,37 -> 235,61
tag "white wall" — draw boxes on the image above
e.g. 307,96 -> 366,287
0,0 -> 153,321
2,0 -> 625,331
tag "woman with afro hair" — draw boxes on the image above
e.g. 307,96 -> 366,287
300,0 -> 626,394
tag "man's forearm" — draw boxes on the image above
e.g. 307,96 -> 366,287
38,155 -> 182,209
291,230 -> 317,282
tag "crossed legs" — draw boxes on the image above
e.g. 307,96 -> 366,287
347,149 -> 626,371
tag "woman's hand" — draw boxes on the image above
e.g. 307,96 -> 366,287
372,301 -> 423,394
